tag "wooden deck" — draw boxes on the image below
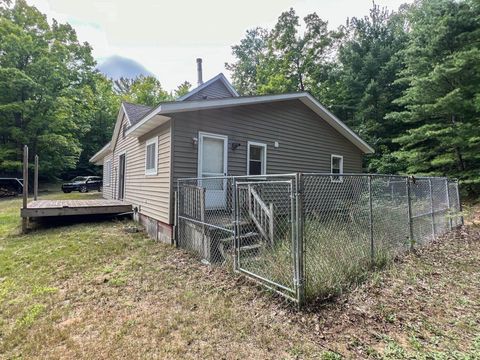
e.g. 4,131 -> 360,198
21,199 -> 132,218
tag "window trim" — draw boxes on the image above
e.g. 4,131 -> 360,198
331,154 -> 344,183
247,141 -> 267,176
145,136 -> 158,176
104,159 -> 112,186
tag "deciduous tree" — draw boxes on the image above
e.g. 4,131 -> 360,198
0,0 -> 96,176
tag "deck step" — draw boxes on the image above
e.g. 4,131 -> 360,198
223,220 -> 254,230
239,243 -> 263,251
219,232 -> 258,244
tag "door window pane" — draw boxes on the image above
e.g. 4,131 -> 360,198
202,137 -> 224,174
202,175 -> 224,190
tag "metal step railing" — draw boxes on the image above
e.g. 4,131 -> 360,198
247,185 -> 274,246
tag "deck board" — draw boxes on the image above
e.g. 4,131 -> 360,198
21,199 -> 132,218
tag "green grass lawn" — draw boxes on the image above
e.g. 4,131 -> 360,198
1,191 -> 479,359
0,192 -> 323,359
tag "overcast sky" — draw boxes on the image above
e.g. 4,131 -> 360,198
28,0 -> 411,91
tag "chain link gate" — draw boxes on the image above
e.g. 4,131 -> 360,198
234,178 -> 301,302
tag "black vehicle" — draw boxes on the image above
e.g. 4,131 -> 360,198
62,176 -> 102,193
0,178 -> 23,197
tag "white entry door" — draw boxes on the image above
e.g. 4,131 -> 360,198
198,132 -> 228,209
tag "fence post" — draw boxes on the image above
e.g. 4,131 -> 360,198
428,178 -> 436,239
200,186 -> 206,258
406,176 -> 414,250
230,178 -> 236,228
445,179 -> 452,230
22,145 -> 29,233
269,202 -> 274,246
175,180 -> 181,248
173,190 -> 178,246
368,175 -> 374,263
34,155 -> 39,201
233,178 -> 239,272
295,172 -> 305,307
456,180 -> 463,226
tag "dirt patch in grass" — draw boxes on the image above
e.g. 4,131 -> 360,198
1,193 -> 480,359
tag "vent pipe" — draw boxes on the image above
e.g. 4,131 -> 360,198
196,58 -> 203,86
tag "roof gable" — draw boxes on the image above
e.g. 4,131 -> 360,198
177,73 -> 238,101
122,102 -> 153,126
90,101 -> 152,163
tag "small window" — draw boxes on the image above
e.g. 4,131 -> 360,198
247,142 -> 267,175
331,155 -> 343,182
145,136 -> 158,175
104,160 -> 112,186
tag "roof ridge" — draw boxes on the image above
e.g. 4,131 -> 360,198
122,101 -> 153,109
176,73 -> 239,101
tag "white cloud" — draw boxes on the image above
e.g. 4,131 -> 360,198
27,0 -> 411,91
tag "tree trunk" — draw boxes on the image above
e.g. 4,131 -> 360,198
455,148 -> 465,171
294,57 -> 305,91
450,115 -> 466,171
298,72 -> 305,91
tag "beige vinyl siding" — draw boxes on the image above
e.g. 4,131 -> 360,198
111,114 -> 171,224
185,80 -> 234,101
102,154 -> 113,199
172,99 -> 364,183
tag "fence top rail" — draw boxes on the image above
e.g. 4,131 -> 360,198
177,173 -> 456,182
182,184 -> 205,190
236,180 -> 293,186
178,176 -> 234,182
177,173 -> 298,182
303,173 -> 453,180
302,172 -> 407,178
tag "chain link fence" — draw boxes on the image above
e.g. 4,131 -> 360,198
176,174 -> 462,305
176,177 -> 235,264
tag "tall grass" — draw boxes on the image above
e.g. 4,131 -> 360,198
238,201 -> 415,302
303,216 -> 394,301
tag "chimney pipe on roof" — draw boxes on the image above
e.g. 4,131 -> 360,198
196,58 -> 203,86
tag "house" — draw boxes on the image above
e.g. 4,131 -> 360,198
90,58 -> 374,244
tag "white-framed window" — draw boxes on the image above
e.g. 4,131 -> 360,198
331,154 -> 343,182
104,159 -> 112,186
247,141 -> 267,175
145,136 -> 158,175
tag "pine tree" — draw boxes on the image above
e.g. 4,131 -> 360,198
388,0 -> 480,193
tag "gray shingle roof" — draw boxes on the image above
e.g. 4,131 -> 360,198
122,102 -> 153,126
